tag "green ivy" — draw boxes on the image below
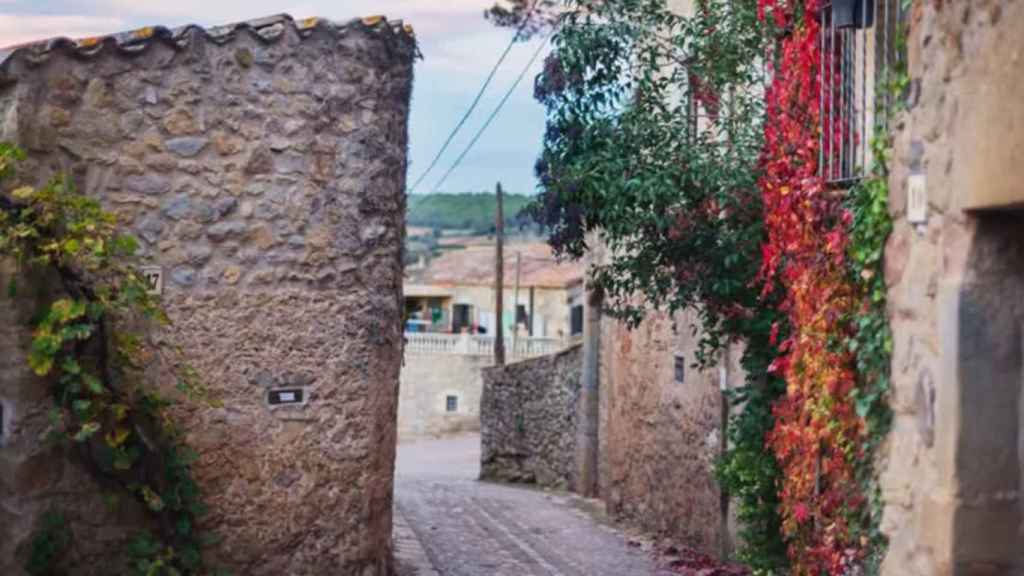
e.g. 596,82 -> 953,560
0,143 -> 220,575
715,330 -> 789,574
843,28 -> 908,575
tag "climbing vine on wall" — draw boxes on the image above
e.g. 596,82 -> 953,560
0,144 -> 219,576
757,0 -> 898,573
518,0 -> 790,570
499,0 -> 902,571
843,14 -> 908,572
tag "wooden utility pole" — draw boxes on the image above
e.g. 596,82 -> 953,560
511,251 -> 522,358
494,182 -> 505,366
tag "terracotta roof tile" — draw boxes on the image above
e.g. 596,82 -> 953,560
407,243 -> 585,290
0,13 -> 417,84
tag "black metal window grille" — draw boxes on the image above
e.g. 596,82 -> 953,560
446,395 -> 458,413
819,0 -> 906,187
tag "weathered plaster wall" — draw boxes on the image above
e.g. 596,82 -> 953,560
446,284 -> 577,339
881,2 -> 1024,575
0,16 -> 414,576
597,307 -> 742,556
398,352 -> 489,440
480,345 -> 582,489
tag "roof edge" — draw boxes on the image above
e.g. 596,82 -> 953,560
0,13 -> 418,85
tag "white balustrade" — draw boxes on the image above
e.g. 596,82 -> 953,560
404,332 -> 565,360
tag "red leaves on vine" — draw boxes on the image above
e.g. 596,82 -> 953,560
757,0 -> 869,573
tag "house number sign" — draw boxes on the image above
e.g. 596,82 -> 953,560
267,389 -> 305,406
141,266 -> 163,296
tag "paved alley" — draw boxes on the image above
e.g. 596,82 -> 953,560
393,434 -> 674,576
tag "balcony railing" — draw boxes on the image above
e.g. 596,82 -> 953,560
404,332 -> 566,360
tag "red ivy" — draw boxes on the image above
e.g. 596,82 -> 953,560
757,0 -> 867,573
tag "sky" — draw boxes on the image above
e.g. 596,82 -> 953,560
0,1 -> 549,195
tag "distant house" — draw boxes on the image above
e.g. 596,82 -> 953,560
404,242 -> 585,340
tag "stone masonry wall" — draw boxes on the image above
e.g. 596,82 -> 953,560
881,2 -> 1024,575
480,345 -> 582,489
0,262 -> 154,575
0,16 -> 414,576
597,307 -> 744,557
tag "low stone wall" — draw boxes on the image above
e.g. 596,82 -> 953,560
479,345 -> 582,489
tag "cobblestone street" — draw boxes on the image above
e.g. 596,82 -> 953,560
394,435 -> 674,576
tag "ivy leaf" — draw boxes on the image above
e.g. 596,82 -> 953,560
73,421 -> 101,442
110,403 -> 130,421
50,299 -> 87,323
62,238 -> 81,255
28,330 -> 62,375
82,373 -> 106,395
113,447 -> 137,470
11,185 -> 35,199
106,427 -> 131,448
72,399 -> 92,415
61,357 -> 82,375
176,516 -> 192,537
140,486 -> 166,512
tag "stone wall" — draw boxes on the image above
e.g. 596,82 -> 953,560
480,345 -> 582,489
597,307 -> 743,557
880,2 -> 1024,575
0,15 -> 414,576
398,352 -> 490,440
0,262 -> 154,575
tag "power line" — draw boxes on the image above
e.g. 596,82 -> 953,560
429,34 -> 550,195
406,19 -> 532,194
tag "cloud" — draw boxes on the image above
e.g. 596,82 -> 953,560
91,0 -> 492,30
0,13 -> 128,47
4,0 -> 546,193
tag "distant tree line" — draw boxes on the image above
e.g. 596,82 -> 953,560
407,192 -> 537,234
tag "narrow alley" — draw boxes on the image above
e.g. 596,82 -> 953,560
393,435 -> 674,576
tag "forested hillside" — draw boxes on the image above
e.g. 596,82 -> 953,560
407,192 -> 534,233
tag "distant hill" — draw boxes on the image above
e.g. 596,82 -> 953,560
407,192 -> 536,235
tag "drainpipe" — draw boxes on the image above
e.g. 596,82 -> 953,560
576,287 -> 602,497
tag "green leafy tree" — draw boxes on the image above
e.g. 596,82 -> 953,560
485,0 -> 561,40
514,0 -> 788,569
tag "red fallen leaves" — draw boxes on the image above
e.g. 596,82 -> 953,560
661,544 -> 750,576
757,0 -> 870,574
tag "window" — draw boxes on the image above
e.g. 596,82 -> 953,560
675,355 -> 686,384
452,304 -> 473,332
570,305 -> 584,336
516,304 -> 529,326
445,395 -> 458,413
818,0 -> 906,187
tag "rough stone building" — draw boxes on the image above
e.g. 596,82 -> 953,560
880,1 -> 1024,574
593,305 -> 744,558
0,14 -> 415,575
478,279 -> 746,558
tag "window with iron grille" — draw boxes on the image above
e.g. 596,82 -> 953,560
819,0 -> 907,187
446,395 -> 458,413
